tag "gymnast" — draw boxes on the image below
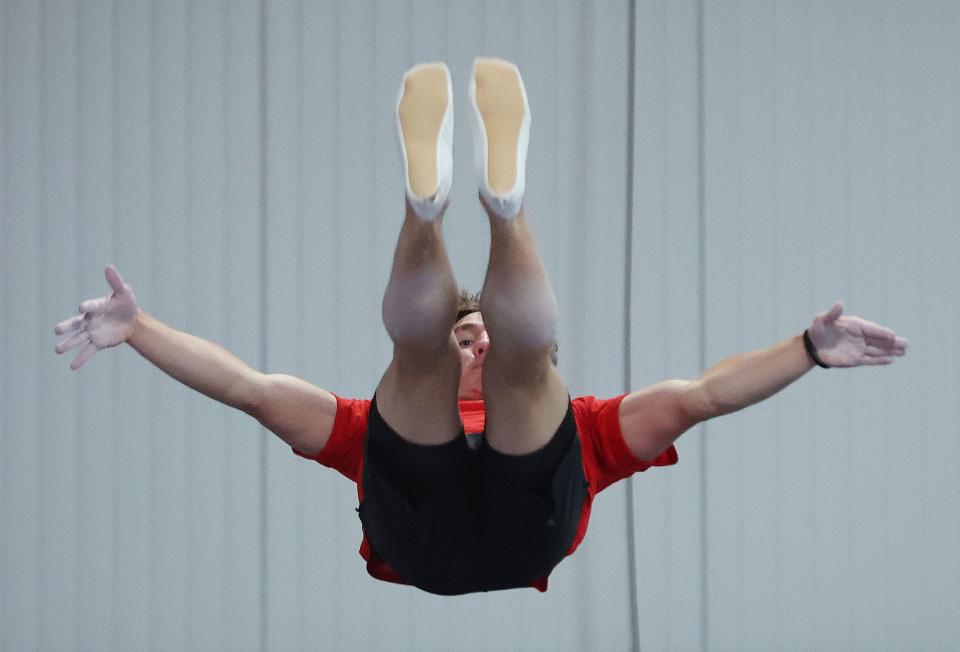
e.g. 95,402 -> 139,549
54,59 -> 908,595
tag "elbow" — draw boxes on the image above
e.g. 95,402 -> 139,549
230,371 -> 268,416
687,379 -> 722,422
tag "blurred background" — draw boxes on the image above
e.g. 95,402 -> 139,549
2,0 -> 957,650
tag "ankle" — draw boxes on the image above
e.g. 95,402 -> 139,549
480,191 -> 524,221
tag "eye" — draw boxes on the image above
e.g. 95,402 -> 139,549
459,339 -> 474,348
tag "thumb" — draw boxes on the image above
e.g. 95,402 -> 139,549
105,265 -> 127,294
823,301 -> 843,324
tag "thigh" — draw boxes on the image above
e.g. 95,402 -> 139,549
360,398 -> 480,594
476,401 -> 588,588
375,339 -> 463,445
481,345 -> 570,455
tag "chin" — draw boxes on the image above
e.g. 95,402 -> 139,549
460,384 -> 483,400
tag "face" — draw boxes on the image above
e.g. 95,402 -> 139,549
453,311 -> 488,400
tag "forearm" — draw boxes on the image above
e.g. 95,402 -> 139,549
699,334 -> 814,417
126,310 -> 262,412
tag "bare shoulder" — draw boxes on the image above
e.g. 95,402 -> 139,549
249,373 -> 338,456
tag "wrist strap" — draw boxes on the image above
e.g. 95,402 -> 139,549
803,330 -> 830,369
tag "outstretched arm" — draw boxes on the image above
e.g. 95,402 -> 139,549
619,302 -> 908,460
129,313 -> 336,454
125,309 -> 264,413
54,265 -> 336,455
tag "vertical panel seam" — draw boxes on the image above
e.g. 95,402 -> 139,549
295,1 -> 305,644
623,2 -> 641,652
1,0 -> 7,641
184,1 -> 195,645
220,1 -> 231,645
73,0 -> 83,644
257,0 -> 268,650
772,3 -> 782,644
37,1 -> 47,643
109,1 -> 120,647
147,0 -> 158,646
696,0 -> 708,650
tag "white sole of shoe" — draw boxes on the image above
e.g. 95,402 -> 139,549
396,62 -> 453,221
470,58 -> 530,219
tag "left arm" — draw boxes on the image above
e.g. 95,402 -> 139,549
619,302 -> 908,460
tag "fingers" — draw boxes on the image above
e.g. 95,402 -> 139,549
79,296 -> 110,315
844,316 -> 907,355
863,333 -> 896,350
70,342 -> 99,370
105,265 -> 126,294
864,346 -> 904,358
861,324 -> 908,356
54,314 -> 84,336
859,320 -> 895,341
859,355 -> 893,366
56,330 -> 90,355
875,338 -> 908,356
859,330 -> 908,364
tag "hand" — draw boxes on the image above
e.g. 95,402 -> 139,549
54,265 -> 140,370
807,301 -> 908,367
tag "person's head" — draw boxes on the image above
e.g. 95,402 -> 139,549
454,289 -> 486,400
455,288 -> 482,324
453,289 -> 558,400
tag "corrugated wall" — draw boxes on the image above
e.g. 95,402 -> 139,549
700,2 -> 959,648
2,1 -> 957,650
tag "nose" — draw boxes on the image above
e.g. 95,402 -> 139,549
475,333 -> 490,356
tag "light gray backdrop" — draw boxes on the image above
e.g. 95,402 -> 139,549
2,1 -> 957,650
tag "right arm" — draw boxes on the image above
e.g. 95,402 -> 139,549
127,309 -> 263,414
618,302 -> 907,461
56,266 -> 336,455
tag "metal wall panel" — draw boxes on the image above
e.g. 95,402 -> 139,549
702,0 -> 959,649
74,1 -> 117,647
629,1 -> 705,651
2,0 -> 264,650
221,5 -> 265,650
151,2 -> 192,647
2,2 -> 42,649
39,1 -> 80,649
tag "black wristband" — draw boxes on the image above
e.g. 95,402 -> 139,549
803,329 -> 831,369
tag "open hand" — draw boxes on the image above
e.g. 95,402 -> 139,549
54,265 -> 139,370
807,301 -> 908,367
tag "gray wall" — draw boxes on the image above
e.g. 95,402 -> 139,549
1,1 -> 956,650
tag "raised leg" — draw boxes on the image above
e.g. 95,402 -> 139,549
471,58 -> 568,456
376,63 -> 461,445
479,206 -> 568,455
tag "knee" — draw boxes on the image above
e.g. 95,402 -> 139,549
480,293 -> 558,352
382,291 -> 457,347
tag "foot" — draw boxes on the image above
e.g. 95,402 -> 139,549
470,58 -> 530,219
396,62 -> 453,221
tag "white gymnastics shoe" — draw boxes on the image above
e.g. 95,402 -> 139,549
396,62 -> 453,221
469,57 -> 530,219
